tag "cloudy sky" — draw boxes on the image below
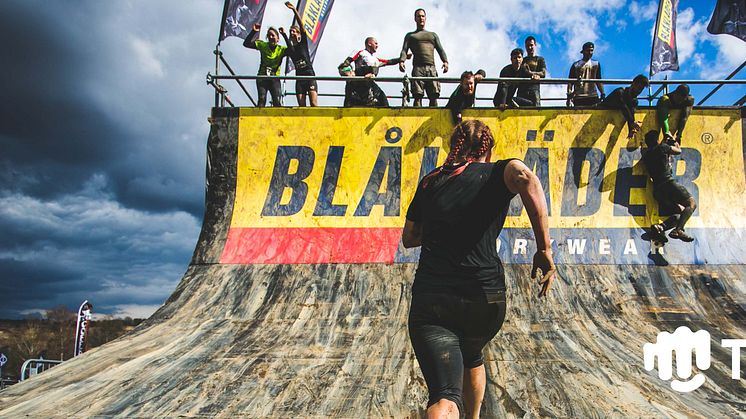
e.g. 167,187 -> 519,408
1,0 -> 744,319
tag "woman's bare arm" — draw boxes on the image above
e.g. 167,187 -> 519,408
504,159 -> 556,298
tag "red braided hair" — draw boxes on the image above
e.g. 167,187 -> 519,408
421,120 -> 495,188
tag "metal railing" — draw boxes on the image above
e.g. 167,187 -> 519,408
19,358 -> 62,381
206,73 -> 746,108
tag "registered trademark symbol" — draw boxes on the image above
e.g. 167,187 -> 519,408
701,133 -> 713,144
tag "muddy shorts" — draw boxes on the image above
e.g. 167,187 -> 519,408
654,179 -> 693,215
411,65 -> 440,99
408,290 -> 506,413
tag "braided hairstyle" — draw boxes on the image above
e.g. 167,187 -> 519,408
421,120 -> 495,188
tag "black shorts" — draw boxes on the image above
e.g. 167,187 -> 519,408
408,291 -> 506,413
295,69 -> 317,95
654,180 -> 693,215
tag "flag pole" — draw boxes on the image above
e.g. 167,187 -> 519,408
214,0 -> 231,107
648,0 -> 664,79
217,0 -> 231,44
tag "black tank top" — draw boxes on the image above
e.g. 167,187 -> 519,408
406,160 -> 516,301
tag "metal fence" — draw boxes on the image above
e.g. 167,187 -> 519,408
19,358 -> 63,381
207,69 -> 746,109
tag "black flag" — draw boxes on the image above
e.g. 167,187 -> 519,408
219,0 -> 268,42
650,0 -> 680,76
707,0 -> 746,43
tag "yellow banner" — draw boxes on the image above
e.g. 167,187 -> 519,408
232,107 -> 746,230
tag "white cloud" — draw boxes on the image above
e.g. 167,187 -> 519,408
216,0 -> 631,105
675,8 -> 708,65
700,34 -> 746,79
664,6 -> 746,80
628,1 -> 658,24
129,36 -> 165,78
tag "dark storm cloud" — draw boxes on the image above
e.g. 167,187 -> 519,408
0,185 -> 200,318
0,1 -> 210,216
0,0 -> 219,318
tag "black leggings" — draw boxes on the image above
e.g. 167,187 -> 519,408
408,291 -> 507,413
256,78 -> 282,107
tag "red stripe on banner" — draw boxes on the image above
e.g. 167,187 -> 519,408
220,228 -> 402,264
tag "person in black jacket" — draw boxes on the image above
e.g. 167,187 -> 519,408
599,74 -> 649,138
280,2 -> 318,107
642,131 -> 697,242
445,70 -> 485,124
494,48 -> 536,109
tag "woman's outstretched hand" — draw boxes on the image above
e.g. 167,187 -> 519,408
531,250 -> 556,298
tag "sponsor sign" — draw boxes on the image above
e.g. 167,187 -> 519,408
221,108 -> 746,264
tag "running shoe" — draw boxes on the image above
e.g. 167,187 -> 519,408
669,229 -> 694,242
650,223 -> 668,243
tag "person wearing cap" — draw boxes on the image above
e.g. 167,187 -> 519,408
494,48 -> 536,110
599,74 -> 649,139
656,84 -> 694,143
567,42 -> 605,107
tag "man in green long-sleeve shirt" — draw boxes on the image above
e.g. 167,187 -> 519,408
656,84 -> 694,143
399,8 -> 449,107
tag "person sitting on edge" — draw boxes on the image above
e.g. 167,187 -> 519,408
567,41 -> 605,107
522,36 -> 547,106
243,24 -> 287,107
642,131 -> 697,243
399,8 -> 449,107
279,2 -> 318,107
338,37 -> 399,107
494,48 -> 536,110
446,70 -> 486,124
599,74 -> 649,138
656,84 -> 694,143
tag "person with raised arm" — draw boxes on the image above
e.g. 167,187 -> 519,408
279,2 -> 318,107
243,23 -> 288,107
338,37 -> 400,107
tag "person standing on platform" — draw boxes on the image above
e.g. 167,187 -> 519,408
243,24 -> 288,107
339,37 -> 400,107
567,42 -> 605,107
494,48 -> 535,109
599,74 -> 649,138
280,2 -> 318,107
399,8 -> 449,107
656,84 -> 694,143
402,120 -> 555,419
522,36 -> 547,106
445,70 -> 485,124
642,131 -> 697,243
